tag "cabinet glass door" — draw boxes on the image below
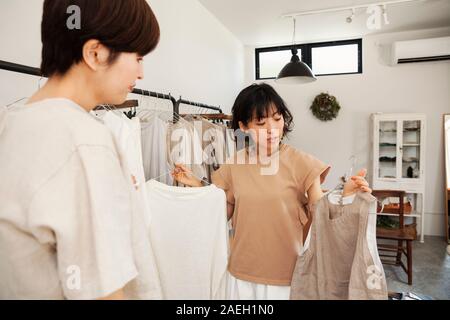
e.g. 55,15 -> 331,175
378,121 -> 398,179
402,120 -> 421,179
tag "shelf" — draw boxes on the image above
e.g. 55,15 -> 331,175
379,143 -> 396,147
380,157 -> 396,162
377,212 -> 422,218
403,144 -> 420,147
403,128 -> 420,132
380,130 -> 397,133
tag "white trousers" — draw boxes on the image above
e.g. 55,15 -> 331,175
226,272 -> 291,300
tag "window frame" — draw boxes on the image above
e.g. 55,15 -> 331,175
255,38 -> 363,80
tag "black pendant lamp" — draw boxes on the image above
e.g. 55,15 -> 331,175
276,18 -> 317,84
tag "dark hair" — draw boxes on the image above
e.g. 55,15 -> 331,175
40,0 -> 160,77
231,83 -> 294,137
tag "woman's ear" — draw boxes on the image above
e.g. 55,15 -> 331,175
82,39 -> 111,71
238,121 -> 248,133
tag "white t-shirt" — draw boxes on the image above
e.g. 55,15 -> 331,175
0,98 -> 145,299
101,111 -> 162,299
146,180 -> 229,300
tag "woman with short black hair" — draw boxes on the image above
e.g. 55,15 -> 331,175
0,0 -> 160,300
173,83 -> 372,299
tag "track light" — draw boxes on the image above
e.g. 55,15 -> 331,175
346,8 -> 356,23
282,0 -> 425,30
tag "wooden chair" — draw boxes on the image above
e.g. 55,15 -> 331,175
373,190 -> 417,285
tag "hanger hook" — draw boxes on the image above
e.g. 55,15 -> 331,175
348,155 -> 357,178
168,93 -> 172,112
38,76 -> 45,90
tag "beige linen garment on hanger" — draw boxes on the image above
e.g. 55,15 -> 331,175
290,192 -> 388,300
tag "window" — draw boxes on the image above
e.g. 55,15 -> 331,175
311,44 -> 359,75
255,39 -> 362,80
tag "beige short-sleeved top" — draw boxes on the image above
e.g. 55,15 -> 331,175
212,144 -> 331,286
0,99 -> 150,299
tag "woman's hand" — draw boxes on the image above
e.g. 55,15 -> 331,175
342,168 -> 372,197
171,164 -> 203,187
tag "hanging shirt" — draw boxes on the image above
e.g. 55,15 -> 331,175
211,144 -> 331,286
101,112 -> 152,224
224,125 -> 237,159
290,192 -> 388,300
146,179 -> 229,300
140,116 -> 173,185
166,119 -> 207,186
101,111 -> 163,299
0,99 -> 144,299
186,116 -> 227,183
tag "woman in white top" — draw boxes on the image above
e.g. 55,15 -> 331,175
0,0 -> 160,300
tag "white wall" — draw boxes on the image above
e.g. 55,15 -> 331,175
245,27 -> 450,237
137,0 -> 244,112
0,0 -> 43,105
0,0 -> 244,113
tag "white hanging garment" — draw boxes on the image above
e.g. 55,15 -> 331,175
224,125 -> 236,159
140,116 -> 173,185
166,119 -> 207,186
165,115 -> 231,185
146,180 -> 229,300
199,118 -> 226,182
102,111 -> 163,299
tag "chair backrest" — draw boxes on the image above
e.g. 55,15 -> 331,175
372,190 -> 406,229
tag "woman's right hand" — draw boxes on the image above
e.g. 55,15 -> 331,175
171,164 -> 203,187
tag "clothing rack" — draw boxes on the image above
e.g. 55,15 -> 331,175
181,113 -> 233,121
0,60 -> 224,116
176,98 -> 222,115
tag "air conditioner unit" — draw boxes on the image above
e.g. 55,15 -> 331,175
391,36 -> 450,65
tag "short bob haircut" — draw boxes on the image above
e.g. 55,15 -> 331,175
231,83 -> 294,137
40,0 -> 160,77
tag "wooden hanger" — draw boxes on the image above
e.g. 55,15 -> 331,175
94,99 -> 139,111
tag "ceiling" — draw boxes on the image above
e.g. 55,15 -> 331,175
198,0 -> 450,47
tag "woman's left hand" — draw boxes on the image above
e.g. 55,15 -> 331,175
342,168 -> 372,197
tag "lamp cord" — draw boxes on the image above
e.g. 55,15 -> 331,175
292,17 -> 297,46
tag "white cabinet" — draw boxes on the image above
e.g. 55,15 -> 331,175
372,113 -> 427,242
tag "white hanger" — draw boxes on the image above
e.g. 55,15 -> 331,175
5,76 -> 45,108
6,97 -> 28,108
152,164 -> 212,187
326,155 -> 357,205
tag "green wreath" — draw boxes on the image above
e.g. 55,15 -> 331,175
310,93 -> 341,122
